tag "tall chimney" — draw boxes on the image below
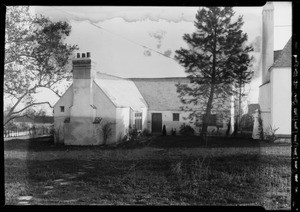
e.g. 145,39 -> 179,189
261,2 -> 274,84
71,52 -> 95,118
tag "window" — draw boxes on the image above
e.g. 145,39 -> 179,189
173,113 -> 180,121
134,113 -> 142,131
60,106 -> 65,112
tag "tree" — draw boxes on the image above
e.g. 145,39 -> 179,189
4,6 -> 78,126
175,7 -> 253,140
233,60 -> 253,134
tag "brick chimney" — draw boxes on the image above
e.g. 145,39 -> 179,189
262,2 -> 274,84
70,52 -> 96,119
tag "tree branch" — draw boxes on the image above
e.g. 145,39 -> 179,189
38,85 -> 62,98
11,101 -> 53,115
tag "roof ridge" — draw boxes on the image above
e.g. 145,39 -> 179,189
96,72 -> 127,80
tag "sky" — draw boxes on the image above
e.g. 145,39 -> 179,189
5,2 -> 292,114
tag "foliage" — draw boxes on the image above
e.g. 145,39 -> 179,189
175,7 -> 253,139
179,124 -> 195,136
4,6 -> 78,126
257,108 -> 264,140
162,125 -> 167,136
93,117 -> 102,124
4,120 -> 18,131
64,117 -> 70,123
226,118 -> 231,136
128,126 -> 139,141
141,129 -> 151,137
171,128 -> 177,136
240,113 -> 254,131
264,125 -> 279,143
102,122 -> 112,145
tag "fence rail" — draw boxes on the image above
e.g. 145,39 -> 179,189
4,126 -> 53,138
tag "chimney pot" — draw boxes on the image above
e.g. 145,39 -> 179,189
77,53 -> 80,58
87,52 -> 91,58
82,53 -> 86,58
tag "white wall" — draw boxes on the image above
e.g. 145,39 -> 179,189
147,110 -> 230,135
93,82 -> 117,144
53,85 -> 73,144
71,79 -> 94,118
259,82 -> 272,131
271,67 -> 291,135
116,107 -> 130,141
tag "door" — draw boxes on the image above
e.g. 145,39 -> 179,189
152,113 -> 162,133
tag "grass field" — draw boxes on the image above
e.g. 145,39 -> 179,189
4,135 -> 291,209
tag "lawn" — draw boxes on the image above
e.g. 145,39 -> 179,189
4,135 -> 291,209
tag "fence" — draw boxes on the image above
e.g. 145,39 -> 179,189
4,126 -> 53,138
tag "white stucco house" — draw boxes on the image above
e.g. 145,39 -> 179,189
254,2 -> 291,138
53,52 -> 236,145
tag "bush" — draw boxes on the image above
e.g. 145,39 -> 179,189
162,125 -> 167,136
102,122 -> 112,145
179,124 -> 194,136
264,125 -> 279,143
240,114 -> 254,131
171,128 -> 177,136
128,126 -> 138,141
141,128 -> 151,137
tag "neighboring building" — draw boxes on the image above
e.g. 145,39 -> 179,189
13,115 -> 53,127
254,2 -> 291,138
53,52 -> 236,145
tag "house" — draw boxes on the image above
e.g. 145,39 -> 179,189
253,2 -> 291,138
53,52 -> 235,145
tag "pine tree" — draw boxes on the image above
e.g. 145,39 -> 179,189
175,7 -> 253,140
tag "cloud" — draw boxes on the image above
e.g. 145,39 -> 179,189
33,6 -> 199,23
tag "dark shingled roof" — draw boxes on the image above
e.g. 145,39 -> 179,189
130,77 -> 189,111
273,38 -> 292,67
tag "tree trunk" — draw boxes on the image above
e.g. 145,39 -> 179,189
200,84 -> 215,140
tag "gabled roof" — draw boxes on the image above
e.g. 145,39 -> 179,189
130,77 -> 189,111
273,38 -> 292,68
94,73 -> 147,110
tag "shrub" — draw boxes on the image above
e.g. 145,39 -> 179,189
102,122 -> 112,145
240,114 -> 254,131
179,124 -> 195,136
93,117 -> 102,124
257,108 -> 264,140
162,125 -> 167,136
128,126 -> 138,141
64,117 -> 70,123
171,128 -> 177,136
141,128 -> 151,137
264,125 -> 279,143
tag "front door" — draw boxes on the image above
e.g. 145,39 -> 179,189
152,113 -> 162,133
